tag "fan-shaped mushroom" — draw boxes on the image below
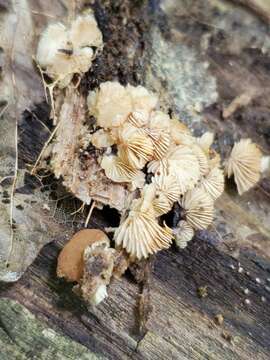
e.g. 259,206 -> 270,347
200,167 -> 224,200
225,138 -> 262,195
180,188 -> 214,230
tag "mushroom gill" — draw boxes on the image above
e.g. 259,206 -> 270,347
180,188 -> 214,230
200,167 -> 224,200
225,138 -> 262,195
114,211 -> 172,260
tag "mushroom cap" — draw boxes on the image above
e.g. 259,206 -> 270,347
149,145 -> 200,194
180,188 -> 214,230
118,123 -> 154,169
57,229 -> 110,282
200,166 -> 224,200
101,154 -> 139,183
91,129 -> 115,149
191,144 -> 209,176
170,118 -> 194,146
88,82 -> 133,128
114,211 -> 172,260
126,84 -> 158,114
225,138 -> 262,195
196,132 -> 214,153
36,13 -> 103,86
174,220 -> 194,249
152,173 -> 181,204
69,12 -> 103,49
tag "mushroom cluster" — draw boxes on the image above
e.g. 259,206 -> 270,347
87,81 -> 225,259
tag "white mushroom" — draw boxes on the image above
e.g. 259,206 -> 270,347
174,220 -> 194,249
180,188 -> 214,230
200,167 -> 224,200
225,138 -> 262,195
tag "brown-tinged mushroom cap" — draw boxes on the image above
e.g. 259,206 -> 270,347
200,166 -> 224,200
173,220 -> 194,249
57,229 -> 110,282
225,138 -> 262,195
180,188 -> 214,230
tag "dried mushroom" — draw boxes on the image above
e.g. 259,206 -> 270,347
225,138 -> 262,195
36,11 -> 103,88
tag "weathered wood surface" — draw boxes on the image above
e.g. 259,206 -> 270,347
1,0 -> 270,359
1,231 -> 270,359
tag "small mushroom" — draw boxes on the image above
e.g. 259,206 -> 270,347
57,229 -> 110,282
91,129 -> 115,149
36,12 -> 103,87
225,138 -> 262,195
114,189 -> 173,259
100,154 -> 140,183
114,212 -> 172,260
173,220 -> 194,249
170,118 -> 194,146
180,188 -> 214,230
199,166 -> 224,200
196,132 -> 214,154
88,81 -> 133,128
118,123 -> 154,169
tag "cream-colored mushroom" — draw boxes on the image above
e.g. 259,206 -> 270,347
36,12 -> 103,87
91,129 -> 115,148
196,132 -> 214,153
180,187 -> 214,230
225,138 -> 262,195
88,81 -> 133,128
173,220 -> 194,249
114,211 -> 172,260
101,154 -> 139,183
200,167 -> 224,200
148,145 -> 200,194
117,123 -> 154,169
